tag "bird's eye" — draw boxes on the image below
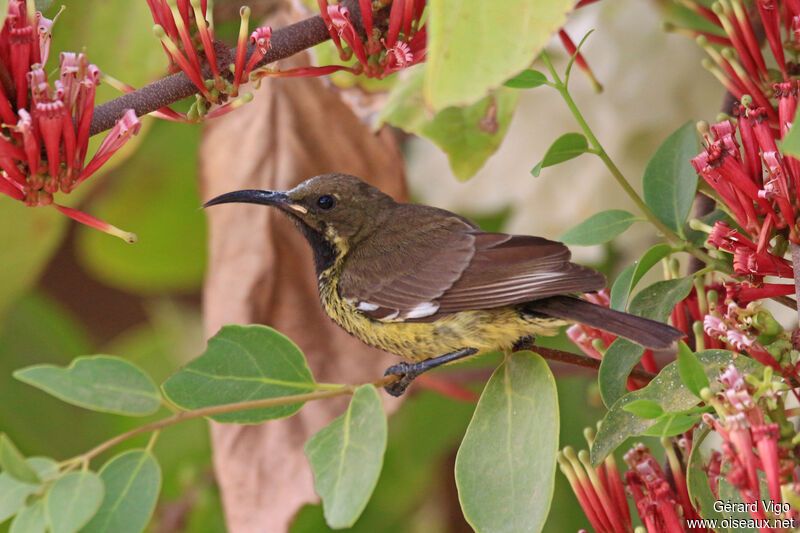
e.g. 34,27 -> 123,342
317,194 -> 336,210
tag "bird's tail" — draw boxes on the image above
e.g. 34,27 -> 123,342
526,295 -> 684,350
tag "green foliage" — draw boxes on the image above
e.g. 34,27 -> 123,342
591,350 -> 760,465
621,399 -> 664,419
13,356 -> 161,416
0,436 -> 40,484
380,66 -> 518,180
0,202 -> 66,322
455,352 -> 558,533
531,133 -> 589,177
783,105 -> 800,159
599,277 -> 693,406
686,429 -> 728,530
559,210 -> 637,246
642,121 -> 699,236
608,244 -> 673,311
10,500 -> 46,533
162,325 -> 315,423
424,0 -> 573,110
504,69 -> 549,89
75,121 -> 206,293
305,386 -> 387,529
81,450 -> 161,533
677,341 -> 710,398
0,458 -> 57,522
45,472 -> 104,533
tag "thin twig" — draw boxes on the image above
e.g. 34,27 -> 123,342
535,346 -> 656,381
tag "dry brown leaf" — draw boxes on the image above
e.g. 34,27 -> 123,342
198,6 -> 407,532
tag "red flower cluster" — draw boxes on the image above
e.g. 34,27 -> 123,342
318,0 -> 426,79
701,364 -> 794,528
0,0 -> 140,241
146,0 -> 271,119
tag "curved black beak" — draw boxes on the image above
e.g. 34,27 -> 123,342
203,189 -> 292,209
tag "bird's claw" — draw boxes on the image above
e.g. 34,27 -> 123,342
383,362 -> 419,397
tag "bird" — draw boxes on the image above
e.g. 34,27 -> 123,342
204,173 -> 683,396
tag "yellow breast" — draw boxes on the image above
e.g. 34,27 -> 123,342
317,272 -> 565,362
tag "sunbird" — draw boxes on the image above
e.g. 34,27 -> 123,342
204,174 -> 682,395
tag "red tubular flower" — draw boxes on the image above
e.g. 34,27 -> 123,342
0,2 -> 141,241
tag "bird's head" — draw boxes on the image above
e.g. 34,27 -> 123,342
203,174 -> 396,269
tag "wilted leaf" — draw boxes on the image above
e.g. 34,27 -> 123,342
0,435 -> 40,484
14,356 -> 161,416
380,66 -> 518,180
591,350 -> 759,465
45,471 -> 104,533
163,325 -> 315,423
305,386 -> 387,529
81,450 -> 161,533
425,0 -> 573,110
531,133 -> 589,177
456,352 -> 558,533
0,458 -> 57,522
642,121 -> 699,235
559,210 -> 637,246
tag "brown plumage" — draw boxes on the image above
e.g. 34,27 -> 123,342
204,174 -> 683,395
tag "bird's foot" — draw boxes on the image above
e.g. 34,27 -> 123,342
383,362 -> 419,397
381,347 -> 479,397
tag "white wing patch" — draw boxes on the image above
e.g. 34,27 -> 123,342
403,301 -> 440,319
356,301 -> 380,312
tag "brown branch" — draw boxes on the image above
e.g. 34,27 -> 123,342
534,346 -> 656,381
89,0 -> 368,136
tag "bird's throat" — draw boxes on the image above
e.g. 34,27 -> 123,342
288,216 -> 339,276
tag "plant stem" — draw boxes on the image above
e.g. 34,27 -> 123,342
71,375 -> 398,464
791,243 -> 800,323
535,346 -> 656,381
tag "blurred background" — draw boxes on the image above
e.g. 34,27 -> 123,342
0,0 -> 723,531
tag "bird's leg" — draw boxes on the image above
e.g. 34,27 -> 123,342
383,347 -> 479,397
512,335 -> 536,352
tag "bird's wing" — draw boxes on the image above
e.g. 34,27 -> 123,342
433,232 -> 606,316
337,213 -> 478,321
337,210 -> 606,322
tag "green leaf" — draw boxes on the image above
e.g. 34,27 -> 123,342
600,277 -> 694,406
598,339 -> 645,408
677,341 -> 710,398
504,69 -> 548,89
0,435 -> 41,484
14,356 -> 161,416
424,0 -> 573,110
45,472 -> 104,533
80,450 -> 161,533
162,325 -> 315,423
0,199 -> 67,322
10,500 -> 46,533
783,104 -> 800,159
76,121 -> 205,293
591,350 -> 760,465
629,277 -> 695,321
304,386 -> 387,529
559,210 -> 637,246
640,413 -> 700,437
621,399 -> 663,419
687,428 -> 729,530
609,244 -> 673,311
531,133 -> 589,177
380,66 -> 518,180
0,458 -> 58,523
642,121 -> 699,235
456,351 -> 558,533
